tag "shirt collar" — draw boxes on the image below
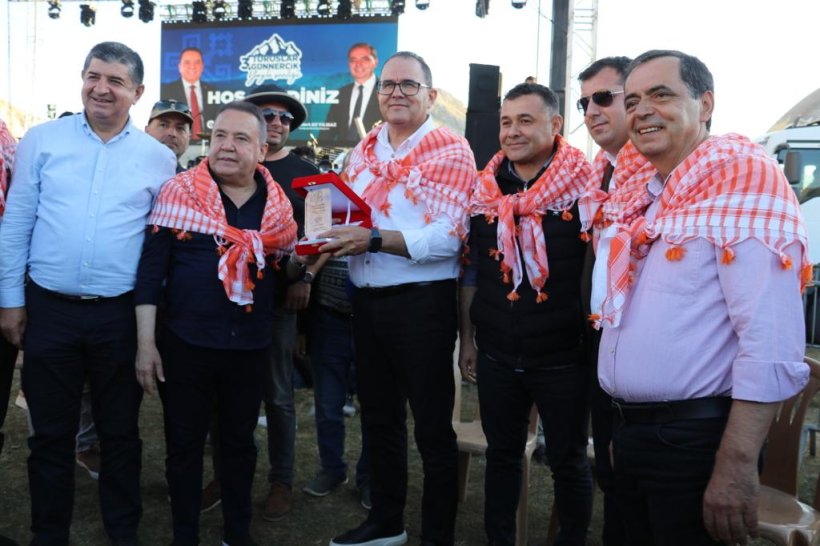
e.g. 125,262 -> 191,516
80,112 -> 133,144
647,172 -> 666,199
376,115 -> 435,157
604,150 -> 618,167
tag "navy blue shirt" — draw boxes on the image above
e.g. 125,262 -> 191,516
135,170 -> 288,350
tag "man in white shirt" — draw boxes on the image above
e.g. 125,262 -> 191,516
160,47 -> 219,142
320,51 -> 475,546
323,42 -> 383,147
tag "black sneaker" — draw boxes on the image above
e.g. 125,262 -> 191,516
303,470 -> 349,497
329,518 -> 407,546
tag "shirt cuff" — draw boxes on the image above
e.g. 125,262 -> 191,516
0,286 -> 25,308
732,358 -> 809,402
401,228 -> 430,264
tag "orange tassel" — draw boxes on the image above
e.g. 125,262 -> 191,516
535,291 -> 549,303
256,269 -> 264,280
782,255 -> 793,270
244,304 -> 252,313
588,313 -> 601,323
506,290 -> 520,302
665,246 -> 685,261
636,232 -> 648,246
579,232 -> 591,243
502,271 -> 511,284
424,212 -> 432,225
488,248 -> 501,260
484,214 -> 496,225
721,248 -> 735,265
151,225 -> 159,234
216,246 -> 226,256
561,210 -> 573,221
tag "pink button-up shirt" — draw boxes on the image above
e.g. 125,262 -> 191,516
598,175 -> 808,403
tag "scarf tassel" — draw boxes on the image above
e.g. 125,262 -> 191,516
561,209 -> 573,222
151,225 -> 160,234
506,289 -> 520,302
781,254 -> 793,270
535,291 -> 549,303
484,214 -> 496,225
721,247 -> 735,265
588,313 -> 601,323
579,232 -> 591,243
244,304 -> 252,313
665,245 -> 685,261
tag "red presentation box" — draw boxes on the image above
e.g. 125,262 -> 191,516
291,172 -> 373,255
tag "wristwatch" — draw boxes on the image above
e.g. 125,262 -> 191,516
367,227 -> 382,253
302,270 -> 315,284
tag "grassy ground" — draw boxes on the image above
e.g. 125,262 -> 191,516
2,350 -> 819,545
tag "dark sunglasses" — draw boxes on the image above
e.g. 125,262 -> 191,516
576,90 -> 624,114
261,108 -> 295,126
153,99 -> 192,116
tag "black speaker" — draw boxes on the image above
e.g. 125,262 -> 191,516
468,64 -> 501,113
465,111 -> 500,169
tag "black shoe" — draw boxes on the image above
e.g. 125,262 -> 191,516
329,518 -> 407,546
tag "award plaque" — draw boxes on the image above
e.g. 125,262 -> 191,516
291,172 -> 373,255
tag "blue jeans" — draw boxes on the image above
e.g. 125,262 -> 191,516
310,306 -> 368,486
264,308 -> 296,485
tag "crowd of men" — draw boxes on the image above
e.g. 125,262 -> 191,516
0,39 -> 810,546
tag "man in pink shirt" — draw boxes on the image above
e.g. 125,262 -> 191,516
596,50 -> 810,546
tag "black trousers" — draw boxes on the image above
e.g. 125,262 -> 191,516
353,280 -> 459,546
159,329 -> 267,546
477,353 -> 592,546
23,282 -> 142,545
612,415 -> 728,546
587,329 -> 626,546
0,334 -> 19,455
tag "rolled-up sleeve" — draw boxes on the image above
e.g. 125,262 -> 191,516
401,214 -> 463,264
719,239 -> 809,402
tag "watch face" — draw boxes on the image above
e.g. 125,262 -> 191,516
302,271 -> 314,283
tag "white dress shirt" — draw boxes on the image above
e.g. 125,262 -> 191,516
347,75 -> 377,126
347,117 -> 465,288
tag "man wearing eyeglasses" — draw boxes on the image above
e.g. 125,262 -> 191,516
0,42 -> 176,545
459,82 -> 593,546
323,42 -> 383,147
576,55 -> 634,546
319,51 -> 475,546
594,50 -> 809,546
243,84 -> 322,522
145,99 -> 193,172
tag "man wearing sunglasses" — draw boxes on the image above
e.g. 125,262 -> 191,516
243,84 -> 322,523
459,82 -> 593,546
576,55 -> 633,546
324,42 -> 383,147
145,99 -> 193,173
594,50 -> 809,546
320,51 -> 475,546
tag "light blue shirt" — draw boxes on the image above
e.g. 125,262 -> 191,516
0,113 -> 177,306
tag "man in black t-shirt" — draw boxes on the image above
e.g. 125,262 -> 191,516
243,85 -> 322,521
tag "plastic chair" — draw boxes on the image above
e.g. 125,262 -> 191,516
452,354 -> 539,546
758,356 -> 820,545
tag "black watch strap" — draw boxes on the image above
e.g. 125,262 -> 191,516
367,227 -> 382,253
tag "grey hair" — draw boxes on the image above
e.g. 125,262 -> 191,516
83,42 -> 144,86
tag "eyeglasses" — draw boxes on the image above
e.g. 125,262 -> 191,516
376,79 -> 430,97
261,108 -> 295,126
152,99 -> 192,116
576,90 -> 625,114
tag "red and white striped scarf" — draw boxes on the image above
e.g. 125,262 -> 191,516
470,135 -> 592,302
148,159 -> 297,307
596,133 -> 810,328
0,119 -> 16,217
345,124 -> 476,239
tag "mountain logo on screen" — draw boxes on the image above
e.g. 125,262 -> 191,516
239,33 -> 303,86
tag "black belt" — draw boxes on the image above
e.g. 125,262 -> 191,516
356,279 -> 454,297
35,283 -> 132,304
612,396 -> 732,424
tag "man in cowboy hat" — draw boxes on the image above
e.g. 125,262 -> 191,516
243,84 -> 322,521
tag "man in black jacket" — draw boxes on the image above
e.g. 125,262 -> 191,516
459,83 -> 593,546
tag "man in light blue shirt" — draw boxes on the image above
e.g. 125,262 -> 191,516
0,41 -> 175,546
